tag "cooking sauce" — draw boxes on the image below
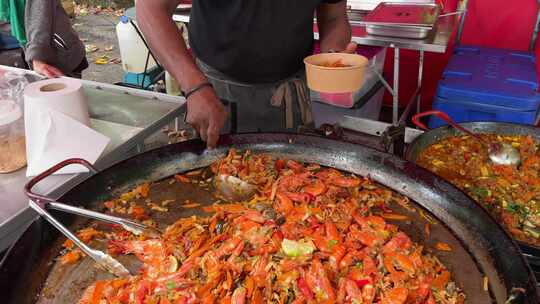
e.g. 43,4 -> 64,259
417,134 -> 540,246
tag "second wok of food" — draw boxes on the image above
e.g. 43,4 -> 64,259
417,134 -> 540,247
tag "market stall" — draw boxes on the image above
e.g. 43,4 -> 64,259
0,0 -> 540,303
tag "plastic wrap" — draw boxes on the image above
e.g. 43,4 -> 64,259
0,71 -> 29,108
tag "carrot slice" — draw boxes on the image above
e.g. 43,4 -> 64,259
174,174 -> 190,183
61,250 -> 82,265
92,281 -> 106,304
381,213 -> 409,221
435,242 -> 452,251
432,270 -> 451,289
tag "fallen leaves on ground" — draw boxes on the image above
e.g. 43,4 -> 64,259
85,44 -> 99,53
95,56 -> 109,65
75,4 -> 125,17
109,57 -> 122,64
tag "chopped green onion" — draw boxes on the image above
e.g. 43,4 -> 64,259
470,187 -> 490,199
327,239 -> 338,249
166,281 -> 176,290
505,201 -> 524,215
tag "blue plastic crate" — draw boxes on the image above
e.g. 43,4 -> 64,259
430,46 -> 540,128
429,97 -> 540,128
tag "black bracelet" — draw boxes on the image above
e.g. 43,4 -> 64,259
183,82 -> 213,100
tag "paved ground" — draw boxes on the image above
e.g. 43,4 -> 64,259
75,13 -> 124,84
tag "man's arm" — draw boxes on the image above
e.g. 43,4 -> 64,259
136,0 -> 227,148
316,1 -> 355,53
136,0 -> 205,91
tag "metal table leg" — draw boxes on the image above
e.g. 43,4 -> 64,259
416,50 -> 425,114
393,48 -> 400,125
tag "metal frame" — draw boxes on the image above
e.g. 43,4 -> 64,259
365,1 -> 463,154
454,0 -> 468,45
530,0 -> 540,52
348,4 -> 459,154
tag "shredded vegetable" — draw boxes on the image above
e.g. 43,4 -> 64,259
72,150 -> 465,304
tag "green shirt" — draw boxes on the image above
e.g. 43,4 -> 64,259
0,0 -> 27,45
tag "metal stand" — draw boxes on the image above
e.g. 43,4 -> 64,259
417,51 -> 424,114
392,48 -> 400,125
368,47 -> 425,155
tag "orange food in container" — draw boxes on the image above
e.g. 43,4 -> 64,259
304,53 -> 369,93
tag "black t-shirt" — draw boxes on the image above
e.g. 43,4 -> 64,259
189,0 -> 343,83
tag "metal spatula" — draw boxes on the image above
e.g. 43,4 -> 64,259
214,174 -> 257,202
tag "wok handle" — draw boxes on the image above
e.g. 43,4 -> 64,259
411,110 -> 444,130
411,110 -> 485,142
24,158 -> 98,206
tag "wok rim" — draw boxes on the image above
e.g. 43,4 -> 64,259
2,132 -> 539,303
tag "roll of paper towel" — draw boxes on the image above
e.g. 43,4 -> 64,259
24,78 -> 110,176
24,78 -> 90,125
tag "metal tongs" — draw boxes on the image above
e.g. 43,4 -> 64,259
25,159 -> 159,277
412,111 -> 521,166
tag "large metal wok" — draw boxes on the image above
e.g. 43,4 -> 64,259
405,122 -> 540,269
0,133 -> 538,303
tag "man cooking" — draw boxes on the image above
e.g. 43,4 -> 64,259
137,0 -> 355,148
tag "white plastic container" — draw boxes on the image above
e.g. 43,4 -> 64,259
0,99 -> 26,173
116,15 -> 157,73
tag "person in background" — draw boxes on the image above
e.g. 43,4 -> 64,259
0,0 -> 88,78
137,0 -> 355,148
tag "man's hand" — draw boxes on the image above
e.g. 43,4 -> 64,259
32,60 -> 64,78
185,87 -> 228,148
343,42 -> 358,54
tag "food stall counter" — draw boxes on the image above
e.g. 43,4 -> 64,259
0,66 -> 186,252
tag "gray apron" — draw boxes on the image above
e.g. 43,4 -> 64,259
196,59 -> 313,133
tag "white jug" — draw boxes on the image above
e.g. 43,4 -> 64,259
116,15 -> 157,73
